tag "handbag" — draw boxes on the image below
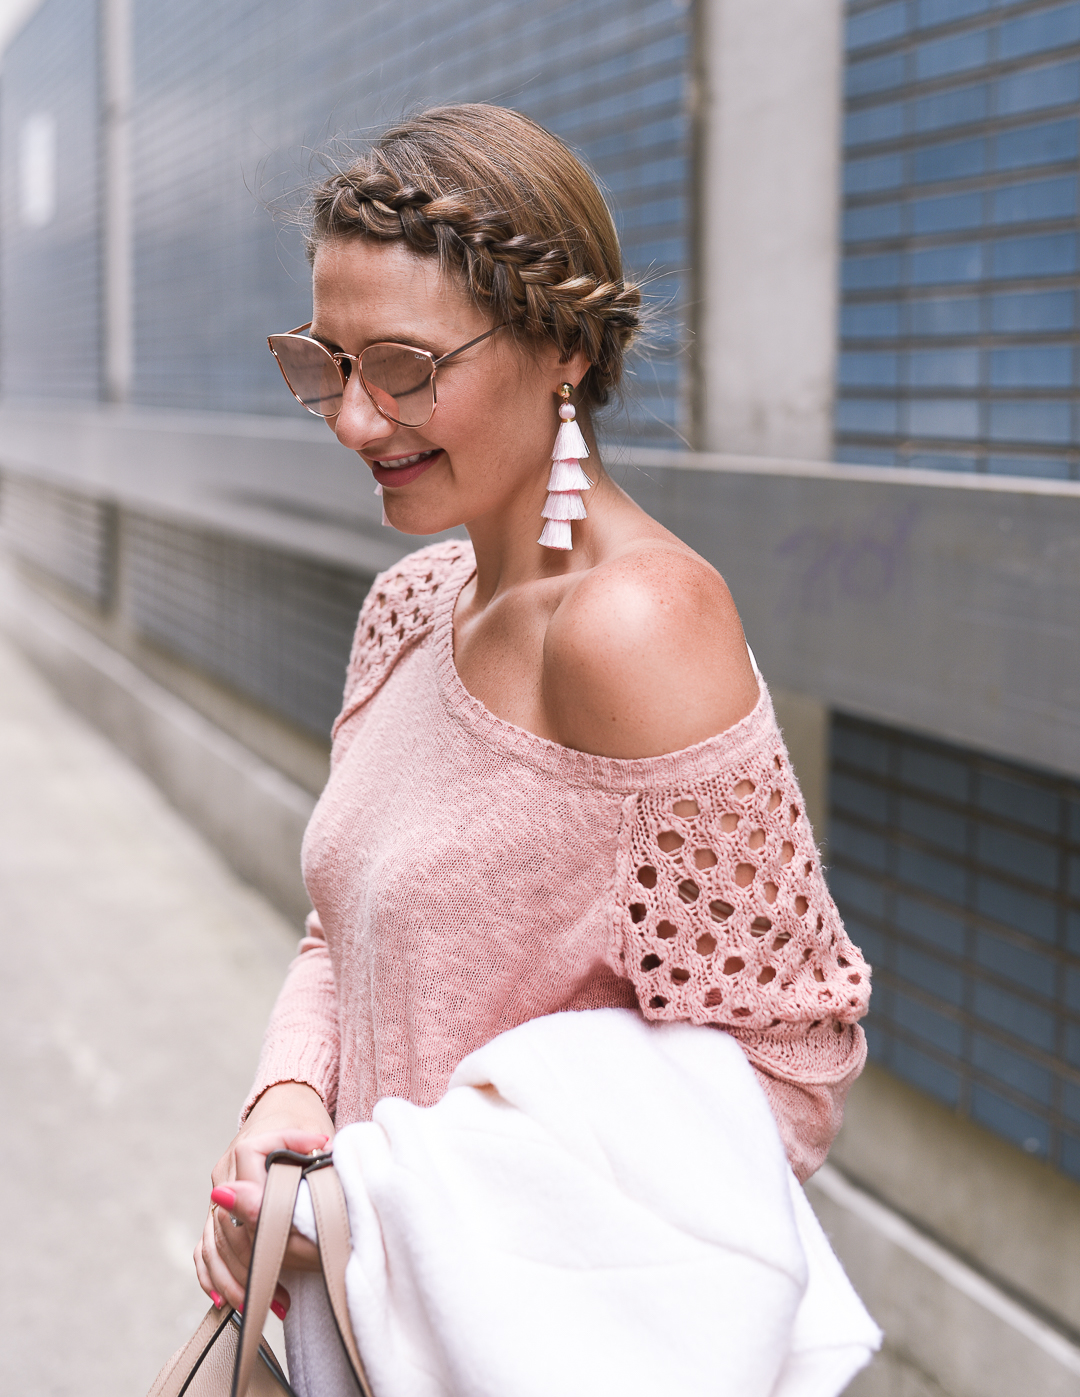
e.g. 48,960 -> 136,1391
148,1150 -> 373,1397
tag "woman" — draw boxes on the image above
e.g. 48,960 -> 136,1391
195,103 -> 870,1341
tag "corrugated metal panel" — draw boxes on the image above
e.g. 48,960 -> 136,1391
0,473 -> 114,604
838,0 -> 1080,479
0,0 -> 102,404
125,514 -> 371,738
128,0 -> 692,444
829,710 -> 1080,1179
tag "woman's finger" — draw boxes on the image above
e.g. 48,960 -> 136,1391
196,1126 -> 330,1313
233,1129 -> 329,1183
193,1212 -> 221,1305
196,1208 -> 247,1312
211,1179 -> 264,1228
198,1209 -> 296,1318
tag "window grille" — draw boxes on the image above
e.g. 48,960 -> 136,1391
0,0 -> 102,404
0,472 -> 113,606
127,0 -> 693,445
839,0 -> 1080,478
829,710 -> 1080,1178
126,514 -> 371,739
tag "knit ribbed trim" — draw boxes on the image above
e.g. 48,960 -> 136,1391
433,550 -> 778,795
239,1036 -> 340,1126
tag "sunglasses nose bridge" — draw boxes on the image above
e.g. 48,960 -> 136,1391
333,359 -> 400,442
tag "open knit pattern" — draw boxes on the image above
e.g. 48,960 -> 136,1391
332,537 -> 472,741
246,541 -> 870,1182
619,763 -> 868,1035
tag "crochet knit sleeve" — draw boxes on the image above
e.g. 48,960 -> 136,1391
613,715 -> 870,1179
332,538 -> 474,743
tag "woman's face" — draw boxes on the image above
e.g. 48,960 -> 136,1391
310,237 -> 586,539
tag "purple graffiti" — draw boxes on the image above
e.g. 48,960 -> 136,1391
774,502 -> 921,617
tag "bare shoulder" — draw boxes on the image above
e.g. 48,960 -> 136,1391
543,543 -> 760,759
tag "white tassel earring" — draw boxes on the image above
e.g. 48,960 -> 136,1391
539,383 -> 591,551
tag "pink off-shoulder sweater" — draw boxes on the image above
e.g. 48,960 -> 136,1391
246,540 -> 870,1181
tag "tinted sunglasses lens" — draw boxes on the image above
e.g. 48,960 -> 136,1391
269,336 -> 343,417
360,345 -> 434,427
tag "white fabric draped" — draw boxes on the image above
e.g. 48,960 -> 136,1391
287,1009 -> 880,1397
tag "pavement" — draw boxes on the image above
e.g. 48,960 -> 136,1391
0,631 -> 300,1395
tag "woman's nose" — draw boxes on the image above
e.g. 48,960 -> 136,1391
331,371 -> 395,452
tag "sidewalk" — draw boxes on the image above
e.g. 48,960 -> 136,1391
0,632 -> 299,1395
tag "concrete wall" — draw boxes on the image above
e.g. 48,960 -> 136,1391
810,1159 -> 1080,1397
811,1063 -> 1080,1397
8,407 -> 1078,788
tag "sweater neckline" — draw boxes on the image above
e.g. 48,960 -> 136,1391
431,550 -> 775,794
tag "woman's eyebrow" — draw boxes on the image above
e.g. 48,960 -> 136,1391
311,327 -> 447,356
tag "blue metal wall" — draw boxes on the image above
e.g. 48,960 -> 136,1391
131,0 -> 692,443
0,0 -> 692,446
838,0 -> 1080,479
0,0 -> 102,403
830,712 -> 1080,1178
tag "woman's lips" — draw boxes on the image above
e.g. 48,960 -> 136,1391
369,449 -> 442,488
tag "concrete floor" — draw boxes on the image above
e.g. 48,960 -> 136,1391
0,633 -> 299,1395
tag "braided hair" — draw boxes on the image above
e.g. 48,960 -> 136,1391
308,105 -> 642,410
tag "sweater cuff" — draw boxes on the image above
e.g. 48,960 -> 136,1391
732,1020 -> 868,1086
240,1033 -> 340,1126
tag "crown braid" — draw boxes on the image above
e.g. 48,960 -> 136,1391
308,107 -> 642,409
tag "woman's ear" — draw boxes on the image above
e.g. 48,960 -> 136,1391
558,349 -> 592,398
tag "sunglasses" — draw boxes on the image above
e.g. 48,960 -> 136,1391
267,322 -> 502,428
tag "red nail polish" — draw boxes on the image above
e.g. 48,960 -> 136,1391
271,1300 -> 287,1321
211,1186 -> 236,1210
210,1291 -> 223,1309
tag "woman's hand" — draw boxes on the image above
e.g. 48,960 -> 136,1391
194,1081 -> 335,1318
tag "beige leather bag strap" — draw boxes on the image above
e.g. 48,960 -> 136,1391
306,1163 -> 375,1397
231,1159 -> 305,1397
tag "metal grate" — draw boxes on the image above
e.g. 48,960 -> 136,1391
828,710 -> 1080,1179
838,0 -> 1080,479
126,0 -> 692,444
0,0 -> 102,404
0,472 -> 114,605
125,514 -> 371,739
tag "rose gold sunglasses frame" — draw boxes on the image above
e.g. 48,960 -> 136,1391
267,321 -> 502,427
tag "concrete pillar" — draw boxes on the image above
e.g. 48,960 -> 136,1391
694,0 -> 843,460
101,0 -> 132,403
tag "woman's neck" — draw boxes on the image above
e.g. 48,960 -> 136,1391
463,417 -> 611,606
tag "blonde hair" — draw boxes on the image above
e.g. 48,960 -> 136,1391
308,104 -> 642,409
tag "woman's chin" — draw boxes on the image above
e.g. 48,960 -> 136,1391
383,507 -> 463,538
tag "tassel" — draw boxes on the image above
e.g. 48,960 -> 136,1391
547,459 -> 593,492
552,417 -> 589,461
542,491 -> 588,521
538,518 -> 573,550
374,480 -> 390,527
539,386 -> 590,551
